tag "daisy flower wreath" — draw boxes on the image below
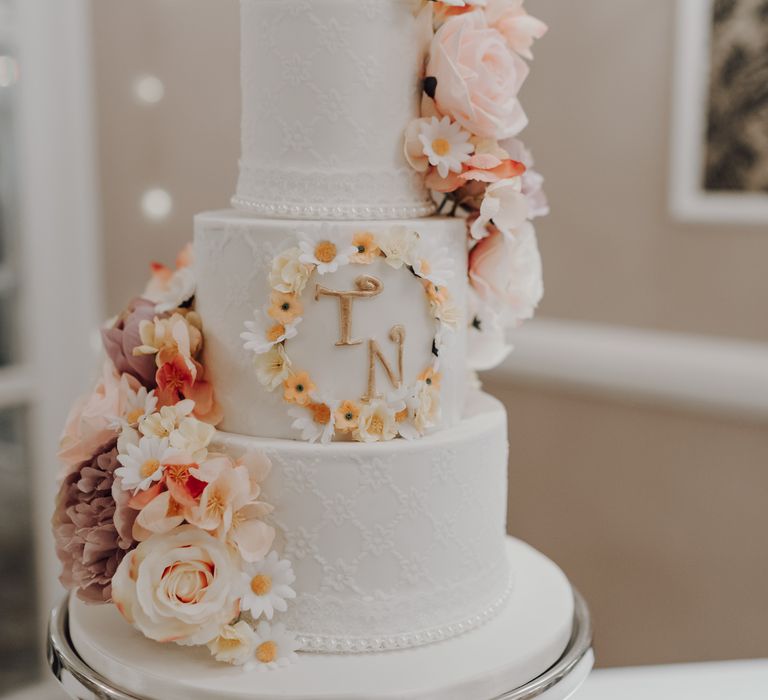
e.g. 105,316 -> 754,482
242,226 -> 458,444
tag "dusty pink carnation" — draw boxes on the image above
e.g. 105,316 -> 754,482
52,439 -> 137,604
102,298 -> 160,388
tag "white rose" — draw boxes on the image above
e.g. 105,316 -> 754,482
269,247 -> 312,295
112,525 -> 240,646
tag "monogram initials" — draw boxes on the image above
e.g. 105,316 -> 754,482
315,276 -> 406,402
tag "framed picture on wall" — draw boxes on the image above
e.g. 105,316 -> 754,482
670,0 -> 768,224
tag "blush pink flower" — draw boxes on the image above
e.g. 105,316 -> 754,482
485,0 -> 548,60
58,362 -> 142,474
427,11 -> 529,140
468,222 -> 543,323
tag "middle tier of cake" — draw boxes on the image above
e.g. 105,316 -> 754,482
214,391 -> 511,652
195,211 -> 468,441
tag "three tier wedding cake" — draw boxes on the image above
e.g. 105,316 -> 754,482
51,2 -> 589,698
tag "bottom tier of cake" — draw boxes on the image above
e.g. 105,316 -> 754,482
65,538 -> 591,700
214,391 -> 510,652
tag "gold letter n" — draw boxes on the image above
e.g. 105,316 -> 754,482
362,325 -> 406,402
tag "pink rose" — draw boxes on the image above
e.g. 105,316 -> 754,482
58,362 -> 142,474
427,11 -> 529,140
485,0 -> 548,61
468,222 -> 543,323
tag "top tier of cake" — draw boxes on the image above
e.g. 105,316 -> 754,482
233,0 -> 435,220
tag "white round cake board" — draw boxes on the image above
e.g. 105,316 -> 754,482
69,538 -> 579,700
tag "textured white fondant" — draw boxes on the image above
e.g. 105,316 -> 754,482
69,538 -> 577,700
214,391 -> 509,647
194,210 -> 468,440
235,0 -> 435,219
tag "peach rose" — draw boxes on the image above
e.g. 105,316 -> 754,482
485,0 -> 548,60
111,525 -> 240,646
468,221 -> 543,323
427,11 -> 529,140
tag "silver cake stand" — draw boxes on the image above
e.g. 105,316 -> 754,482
48,591 -> 593,700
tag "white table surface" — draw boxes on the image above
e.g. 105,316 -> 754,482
579,659 -> 768,699
7,660 -> 768,700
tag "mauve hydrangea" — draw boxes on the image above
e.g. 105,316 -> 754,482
52,439 -> 137,604
102,298 -> 159,388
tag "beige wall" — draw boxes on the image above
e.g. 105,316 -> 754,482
491,379 -> 768,667
91,0 -> 239,313
523,0 -> 768,343
90,0 -> 768,668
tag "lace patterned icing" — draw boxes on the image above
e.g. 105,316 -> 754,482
215,391 -> 511,651
236,0 -> 434,220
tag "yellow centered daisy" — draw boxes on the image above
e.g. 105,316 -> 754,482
431,138 -> 451,157
256,640 -> 278,664
314,241 -> 337,263
126,408 -> 144,424
140,459 -> 160,479
267,323 -> 285,342
250,574 -> 273,596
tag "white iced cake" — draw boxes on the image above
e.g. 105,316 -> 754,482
52,1 -> 571,696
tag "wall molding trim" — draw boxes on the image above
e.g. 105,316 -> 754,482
488,318 -> 768,420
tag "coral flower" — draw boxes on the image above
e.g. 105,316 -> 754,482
268,291 -> 303,325
418,367 -> 443,389
351,232 -> 380,264
283,372 -> 316,406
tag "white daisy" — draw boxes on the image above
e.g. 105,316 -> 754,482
138,400 -> 195,439
240,551 -> 297,620
418,116 -> 474,179
288,395 -> 338,444
411,244 -> 455,288
355,399 -> 399,442
252,621 -> 300,670
241,309 -> 301,355
297,226 -> 356,275
254,344 -> 292,391
169,416 -> 216,463
379,226 -> 420,270
115,436 -> 173,492
117,425 -> 140,456
154,266 -> 196,313
207,620 -> 258,666
108,386 -> 158,431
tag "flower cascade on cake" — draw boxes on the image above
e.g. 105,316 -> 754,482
406,0 -> 548,371
53,247 -> 300,670
241,225 -> 458,443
